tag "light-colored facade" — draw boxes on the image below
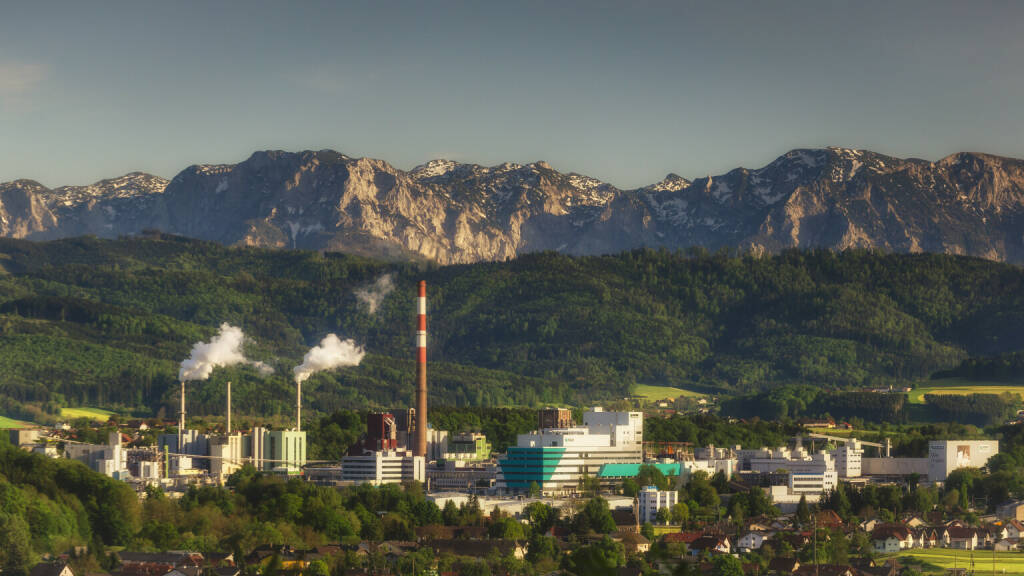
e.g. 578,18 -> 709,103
832,441 -> 863,478
928,440 -> 998,482
443,432 -> 492,461
638,485 -> 678,524
497,408 -> 643,494
340,449 -> 425,485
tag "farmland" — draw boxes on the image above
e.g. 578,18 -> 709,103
908,378 -> 1024,404
631,384 -> 706,401
886,548 -> 1024,575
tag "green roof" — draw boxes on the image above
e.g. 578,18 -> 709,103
597,462 -> 680,478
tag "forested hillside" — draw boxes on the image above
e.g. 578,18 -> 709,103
0,234 -> 1022,422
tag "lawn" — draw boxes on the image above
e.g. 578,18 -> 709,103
60,407 -> 115,421
908,378 -> 1024,404
0,415 -> 35,428
632,384 -> 706,401
885,548 -> 1024,575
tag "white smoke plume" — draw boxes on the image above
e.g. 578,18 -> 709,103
178,323 -> 274,380
293,334 -> 365,384
354,273 -> 394,314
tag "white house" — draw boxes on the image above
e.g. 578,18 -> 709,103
737,531 -> 770,552
871,526 -> 914,554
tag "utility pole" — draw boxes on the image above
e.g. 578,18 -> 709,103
813,512 -> 819,576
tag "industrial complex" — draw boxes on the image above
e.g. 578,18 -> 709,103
1,280 -> 1006,519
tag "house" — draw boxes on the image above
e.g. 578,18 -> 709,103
996,500 -> 1024,522
689,535 -> 731,556
1006,519 -> 1024,540
612,508 -> 639,533
815,510 -> 844,529
737,531 -> 770,552
663,532 -> 704,546
794,565 -> 859,576
943,527 -> 979,550
616,532 -> 651,555
914,528 -> 939,549
903,516 -> 927,528
994,539 -> 1018,552
871,525 -> 914,554
860,518 -> 882,532
424,539 -> 526,560
768,557 -> 800,574
30,563 -> 74,576
118,552 -> 202,576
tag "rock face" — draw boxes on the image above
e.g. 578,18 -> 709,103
3,147 -> 1024,263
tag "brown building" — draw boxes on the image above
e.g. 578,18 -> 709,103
538,407 -> 573,430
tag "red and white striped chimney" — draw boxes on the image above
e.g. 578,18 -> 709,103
415,280 -> 428,457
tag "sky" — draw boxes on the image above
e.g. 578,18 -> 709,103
1,1 -> 1022,189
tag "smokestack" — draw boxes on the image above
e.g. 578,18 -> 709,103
297,379 -> 302,432
226,381 -> 232,434
179,380 -> 185,453
415,280 -> 428,457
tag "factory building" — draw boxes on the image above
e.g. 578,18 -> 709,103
159,427 -> 307,477
442,432 -> 492,462
497,407 -> 643,494
928,440 -> 998,482
339,450 -> 425,485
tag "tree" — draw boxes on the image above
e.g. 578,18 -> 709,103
796,495 -> 811,528
670,502 -> 690,525
573,497 -> 617,535
528,481 -> 542,498
0,513 -> 33,576
656,507 -> 671,525
641,522 -> 656,541
711,555 -> 744,576
562,537 -> 625,576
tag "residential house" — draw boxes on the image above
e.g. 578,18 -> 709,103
871,525 -> 914,554
943,527 -> 979,550
612,508 -> 639,533
737,531 -> 771,552
616,532 -> 651,555
794,565 -> 859,576
689,535 -> 731,556
914,528 -> 939,549
815,510 -> 844,529
424,539 -> 526,560
994,539 -> 1018,552
1006,519 -> 1024,540
30,563 -> 74,576
767,557 -> 800,575
996,500 -> 1024,522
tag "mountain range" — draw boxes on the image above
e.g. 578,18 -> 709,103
2,147 -> 1023,264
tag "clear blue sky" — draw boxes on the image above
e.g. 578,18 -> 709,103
2,1 -> 1022,188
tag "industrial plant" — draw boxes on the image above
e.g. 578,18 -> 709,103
2,279 -> 1006,521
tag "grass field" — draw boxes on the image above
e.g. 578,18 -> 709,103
632,384 -> 706,400
886,548 -> 1024,575
60,407 -> 115,421
0,415 -> 35,428
908,378 -> 1024,404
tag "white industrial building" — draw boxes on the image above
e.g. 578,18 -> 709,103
928,440 -> 998,482
339,449 -> 425,485
496,407 -> 643,494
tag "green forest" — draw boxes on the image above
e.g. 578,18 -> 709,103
0,234 -> 1022,422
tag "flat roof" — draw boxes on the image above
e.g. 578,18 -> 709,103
597,462 -> 680,478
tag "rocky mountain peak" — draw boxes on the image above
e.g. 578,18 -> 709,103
1,147 -> 1022,264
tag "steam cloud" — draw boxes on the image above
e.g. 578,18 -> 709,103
354,274 -> 394,314
293,334 -> 365,384
178,323 -> 275,381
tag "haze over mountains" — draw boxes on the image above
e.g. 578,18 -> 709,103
2,147 -> 1023,264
